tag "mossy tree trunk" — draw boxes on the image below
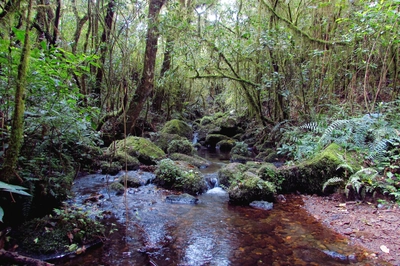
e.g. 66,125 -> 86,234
1,0 -> 33,183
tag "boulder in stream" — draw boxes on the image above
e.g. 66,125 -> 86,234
165,193 -> 199,204
154,159 -> 207,195
228,172 -> 276,205
160,119 -> 193,140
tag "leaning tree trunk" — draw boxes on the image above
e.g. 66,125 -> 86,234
1,0 -> 33,183
126,0 -> 166,134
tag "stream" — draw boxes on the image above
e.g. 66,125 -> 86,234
58,150 -> 381,266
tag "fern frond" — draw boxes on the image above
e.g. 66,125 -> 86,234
300,122 -> 321,132
322,177 -> 343,193
336,163 -> 354,174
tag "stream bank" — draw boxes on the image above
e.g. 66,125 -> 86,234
303,193 -> 400,265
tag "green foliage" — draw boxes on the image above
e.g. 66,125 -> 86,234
322,177 -> 344,194
155,159 -> 182,185
279,113 -> 400,164
0,181 -> 31,222
230,142 -> 250,157
345,168 -> 379,200
16,206 -> 105,255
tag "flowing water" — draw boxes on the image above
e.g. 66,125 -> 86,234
57,151 -> 386,266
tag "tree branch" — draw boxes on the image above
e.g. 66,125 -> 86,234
260,0 -> 348,46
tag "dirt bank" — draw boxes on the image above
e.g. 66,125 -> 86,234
302,194 -> 400,265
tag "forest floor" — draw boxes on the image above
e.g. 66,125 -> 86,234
302,193 -> 400,265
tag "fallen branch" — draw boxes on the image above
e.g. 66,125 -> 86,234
0,249 -> 54,266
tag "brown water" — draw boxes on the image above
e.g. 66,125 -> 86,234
57,152 -> 386,266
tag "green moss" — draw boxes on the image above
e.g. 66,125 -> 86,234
275,143 -> 363,194
167,139 -> 194,155
169,153 -> 211,168
230,142 -> 251,157
113,151 -> 140,170
101,161 -> 122,175
109,182 -> 125,193
258,163 -> 283,189
205,134 -> 230,147
109,136 -> 165,165
154,159 -> 207,195
200,116 -> 213,126
160,119 -> 192,140
153,132 -> 185,152
216,139 -> 235,151
228,173 -> 276,205
218,163 -> 249,187
118,175 -> 141,188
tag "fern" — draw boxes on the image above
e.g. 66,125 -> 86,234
300,122 -> 322,133
345,168 -> 378,200
322,177 -> 343,193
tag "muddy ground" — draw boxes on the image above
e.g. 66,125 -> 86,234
302,194 -> 400,265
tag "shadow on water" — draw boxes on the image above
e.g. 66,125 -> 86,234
57,150 -> 387,266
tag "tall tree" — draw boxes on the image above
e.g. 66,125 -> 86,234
126,0 -> 166,134
1,0 -> 33,183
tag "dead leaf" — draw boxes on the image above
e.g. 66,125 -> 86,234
76,245 -> 86,255
67,232 -> 74,243
380,245 -> 390,253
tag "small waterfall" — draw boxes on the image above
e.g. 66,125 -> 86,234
204,172 -> 226,194
192,132 -> 198,144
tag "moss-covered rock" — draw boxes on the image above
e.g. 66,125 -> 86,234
109,182 -> 125,194
152,132 -> 185,152
167,139 -> 195,155
272,143 -> 362,194
154,159 -> 207,195
255,148 -> 280,162
200,116 -> 213,126
196,112 -> 246,147
228,172 -> 276,205
101,161 -> 122,175
169,153 -> 211,168
117,171 -> 155,187
108,136 -> 166,165
257,163 -> 283,189
205,134 -> 231,147
216,139 -> 235,151
113,151 -> 141,170
160,119 -> 193,140
230,142 -> 251,157
218,163 -> 248,188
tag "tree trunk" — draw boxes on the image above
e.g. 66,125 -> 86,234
1,0 -> 33,183
152,36 -> 172,112
126,0 -> 166,134
93,0 -> 115,102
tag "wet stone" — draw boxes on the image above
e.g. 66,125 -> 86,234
250,200 -> 274,211
165,193 -> 199,204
